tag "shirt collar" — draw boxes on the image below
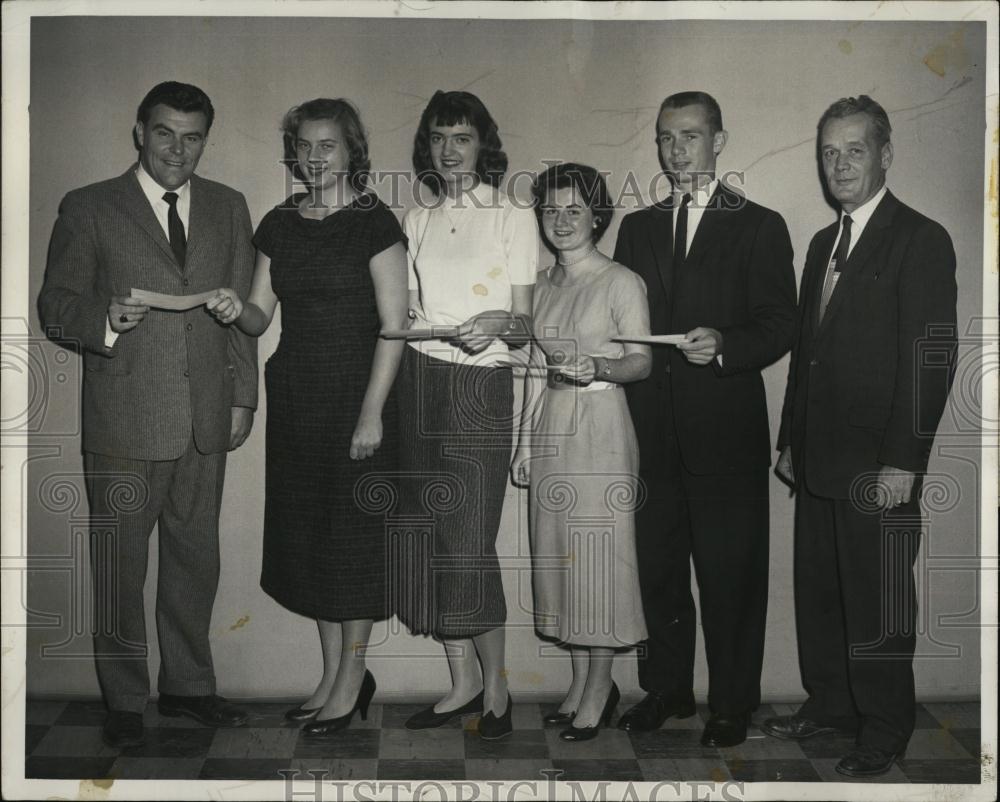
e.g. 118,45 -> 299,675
135,162 -> 191,204
673,178 -> 718,207
841,184 -> 887,229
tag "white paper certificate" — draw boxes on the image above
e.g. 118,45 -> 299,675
612,334 -> 690,345
379,327 -> 461,340
131,288 -> 218,311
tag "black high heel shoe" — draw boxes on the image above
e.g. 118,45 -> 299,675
543,709 -> 576,727
284,704 -> 321,723
405,690 -> 484,730
559,682 -> 620,742
302,671 -> 376,736
479,692 -> 513,740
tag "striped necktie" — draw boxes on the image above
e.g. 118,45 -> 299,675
818,214 -> 852,323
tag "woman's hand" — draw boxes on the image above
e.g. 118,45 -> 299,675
206,288 -> 244,325
510,445 -> 531,487
453,311 -> 510,354
555,354 -> 597,385
350,413 -> 383,460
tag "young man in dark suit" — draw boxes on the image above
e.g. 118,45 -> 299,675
762,95 -> 957,777
613,92 -> 797,747
38,81 -> 258,747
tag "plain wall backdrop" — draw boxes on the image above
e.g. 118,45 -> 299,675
24,15 -> 986,702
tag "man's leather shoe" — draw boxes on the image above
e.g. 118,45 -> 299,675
761,715 -> 841,740
157,694 -> 248,727
102,710 -> 144,748
616,691 -> 696,732
700,713 -> 749,747
835,745 -> 903,777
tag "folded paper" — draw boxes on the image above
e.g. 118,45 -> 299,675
131,288 -> 218,311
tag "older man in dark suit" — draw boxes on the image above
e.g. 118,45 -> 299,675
38,81 -> 258,748
613,91 -> 797,747
762,95 -> 957,777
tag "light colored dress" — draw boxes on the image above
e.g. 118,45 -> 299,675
529,261 -> 650,647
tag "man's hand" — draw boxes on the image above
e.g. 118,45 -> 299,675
877,464 -> 917,509
776,446 -> 794,485
206,288 -> 244,325
678,327 -> 723,365
229,407 -> 254,450
108,296 -> 150,333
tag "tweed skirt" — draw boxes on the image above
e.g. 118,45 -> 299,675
393,348 -> 513,639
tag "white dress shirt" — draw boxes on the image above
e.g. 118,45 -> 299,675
819,185 -> 888,322
671,178 -> 719,256
672,178 -> 721,363
105,164 -> 192,347
829,184 -> 888,261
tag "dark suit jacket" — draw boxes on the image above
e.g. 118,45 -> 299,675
38,167 -> 258,461
777,190 -> 957,499
614,183 -> 797,475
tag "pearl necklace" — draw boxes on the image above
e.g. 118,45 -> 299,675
557,245 -> 597,266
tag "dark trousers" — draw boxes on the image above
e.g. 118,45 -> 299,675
794,481 -> 921,753
633,392 -> 769,716
85,438 -> 226,712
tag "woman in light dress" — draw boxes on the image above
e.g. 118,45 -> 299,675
512,162 -> 650,741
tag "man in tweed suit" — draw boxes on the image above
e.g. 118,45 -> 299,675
38,81 -> 258,748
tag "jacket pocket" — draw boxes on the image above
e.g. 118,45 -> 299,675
83,349 -> 131,376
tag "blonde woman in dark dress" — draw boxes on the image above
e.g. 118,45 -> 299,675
208,98 -> 408,734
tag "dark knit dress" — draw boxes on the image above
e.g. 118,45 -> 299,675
255,193 -> 404,622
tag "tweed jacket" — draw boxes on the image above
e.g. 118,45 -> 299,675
39,167 -> 258,460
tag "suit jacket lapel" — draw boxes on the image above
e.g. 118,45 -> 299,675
816,191 -> 897,336
647,198 -> 676,301
119,168 -> 180,271
683,182 -> 730,266
804,223 -> 838,338
186,175 -> 215,269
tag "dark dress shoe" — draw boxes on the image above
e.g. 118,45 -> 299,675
405,690 -> 484,730
761,715 -> 841,740
560,682 -> 620,742
701,713 -> 749,747
835,745 -> 903,777
102,710 -> 144,748
303,670 -> 376,736
478,693 -> 513,740
284,704 -> 321,723
617,690 -> 696,732
157,693 -> 248,727
542,709 -> 575,726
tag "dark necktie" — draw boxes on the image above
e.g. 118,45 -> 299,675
674,192 -> 692,268
163,191 -> 187,268
819,214 -> 852,323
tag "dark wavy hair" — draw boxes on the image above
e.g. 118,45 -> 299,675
531,162 -> 614,249
412,90 -> 508,195
281,98 -> 371,192
817,95 -> 892,149
137,81 -> 215,132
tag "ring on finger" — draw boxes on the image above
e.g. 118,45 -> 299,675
119,313 -> 128,323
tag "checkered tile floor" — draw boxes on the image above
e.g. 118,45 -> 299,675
24,699 -> 982,783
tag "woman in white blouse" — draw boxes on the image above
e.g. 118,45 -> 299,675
395,90 -> 537,740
